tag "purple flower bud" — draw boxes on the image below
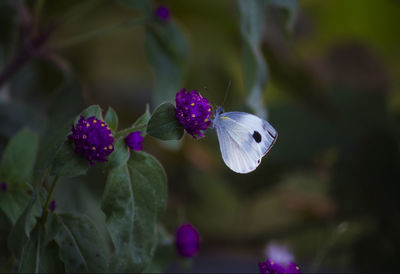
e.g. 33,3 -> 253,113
175,89 -> 212,139
258,259 -> 301,274
175,223 -> 200,258
125,131 -> 144,151
0,182 -> 7,191
155,5 -> 170,22
68,116 -> 114,165
49,200 -> 56,212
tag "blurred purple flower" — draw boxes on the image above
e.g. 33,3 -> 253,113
125,131 -> 143,151
0,182 -> 7,191
155,5 -> 170,22
68,116 -> 114,165
175,223 -> 200,258
258,259 -> 301,274
266,242 -> 295,266
49,200 -> 56,212
175,89 -> 212,138
259,243 -> 301,274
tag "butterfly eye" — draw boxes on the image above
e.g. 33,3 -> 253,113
252,131 -> 262,143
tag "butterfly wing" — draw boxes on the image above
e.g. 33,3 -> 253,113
214,111 -> 278,174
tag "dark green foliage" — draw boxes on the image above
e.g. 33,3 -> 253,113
147,102 -> 184,140
105,107 -> 119,133
102,151 -> 167,272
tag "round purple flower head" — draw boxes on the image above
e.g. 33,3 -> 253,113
175,89 -> 212,138
125,131 -> 143,151
49,200 -> 56,212
0,182 -> 7,191
175,223 -> 200,258
68,116 -> 114,165
155,5 -> 170,22
258,259 -> 301,274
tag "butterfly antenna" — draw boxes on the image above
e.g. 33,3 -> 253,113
222,80 -> 232,107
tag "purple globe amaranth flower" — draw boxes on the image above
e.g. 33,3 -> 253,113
175,223 -> 200,258
68,116 -> 114,165
155,5 -> 170,22
49,200 -> 56,212
0,182 -> 7,191
258,259 -> 301,274
125,131 -> 143,151
175,89 -> 212,138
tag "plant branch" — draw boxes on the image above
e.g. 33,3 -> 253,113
0,23 -> 55,89
41,175 -> 59,223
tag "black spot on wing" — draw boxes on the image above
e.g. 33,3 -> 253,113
252,131 -> 262,143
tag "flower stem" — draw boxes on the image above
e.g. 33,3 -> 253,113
52,17 -> 148,49
41,175 -> 59,223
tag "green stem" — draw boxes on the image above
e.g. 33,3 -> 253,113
52,17 -> 148,49
44,175 -> 59,209
41,175 -> 59,223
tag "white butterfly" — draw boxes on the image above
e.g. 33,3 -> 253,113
212,106 -> 278,174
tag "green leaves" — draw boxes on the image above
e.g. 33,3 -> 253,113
102,151 -> 167,272
147,103 -> 183,141
7,190 -> 38,255
237,0 -> 269,119
105,107 -> 119,132
55,213 -> 108,273
50,142 -> 90,177
0,128 -> 39,185
0,128 -> 38,225
132,105 -> 151,135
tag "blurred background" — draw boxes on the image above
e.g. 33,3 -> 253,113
1,0 -> 400,273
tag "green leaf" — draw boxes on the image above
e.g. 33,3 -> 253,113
237,0 -> 269,118
18,225 -> 65,273
119,0 -> 151,13
8,190 -> 38,255
78,105 -> 103,121
145,22 -> 188,106
143,226 -> 175,273
132,105 -> 151,135
102,138 -> 130,169
101,164 -> 135,272
18,226 -> 41,273
55,213 -> 108,273
147,103 -> 184,141
101,151 -> 167,272
51,142 -> 90,177
0,189 -> 30,225
0,128 -> 39,185
105,107 -> 118,132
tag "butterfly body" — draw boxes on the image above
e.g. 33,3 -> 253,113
213,106 -> 278,174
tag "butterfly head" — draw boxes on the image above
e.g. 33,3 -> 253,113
216,106 -> 224,115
